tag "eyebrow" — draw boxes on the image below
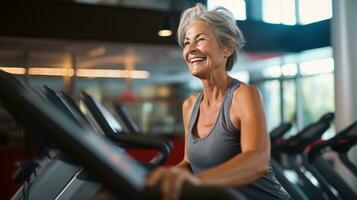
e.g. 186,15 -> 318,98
184,33 -> 207,41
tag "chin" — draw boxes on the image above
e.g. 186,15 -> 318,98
190,71 -> 205,79
189,65 -> 204,73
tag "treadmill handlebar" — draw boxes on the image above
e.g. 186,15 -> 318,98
80,91 -> 172,166
275,114 -> 334,154
270,122 -> 292,141
113,101 -> 141,134
304,120 -> 357,161
108,133 -> 172,166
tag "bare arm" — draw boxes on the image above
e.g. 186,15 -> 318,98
197,85 -> 270,187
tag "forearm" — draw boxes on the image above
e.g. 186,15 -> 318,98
197,150 -> 269,187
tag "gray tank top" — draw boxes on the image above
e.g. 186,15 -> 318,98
188,79 -> 290,200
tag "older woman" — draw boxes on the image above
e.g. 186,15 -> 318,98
147,3 -> 290,200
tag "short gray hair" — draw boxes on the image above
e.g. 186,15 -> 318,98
177,3 -> 245,71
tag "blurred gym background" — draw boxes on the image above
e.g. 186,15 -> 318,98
0,0 -> 356,199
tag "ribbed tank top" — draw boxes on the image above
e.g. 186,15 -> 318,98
188,79 -> 290,200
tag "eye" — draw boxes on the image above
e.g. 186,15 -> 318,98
197,37 -> 205,42
183,41 -> 190,47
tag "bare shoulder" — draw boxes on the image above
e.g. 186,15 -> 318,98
182,92 -> 200,136
231,83 -> 264,122
182,92 -> 200,126
233,83 -> 262,103
182,92 -> 200,112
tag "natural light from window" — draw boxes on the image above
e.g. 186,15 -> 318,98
282,63 -> 298,76
207,0 -> 247,20
262,0 -> 332,25
300,58 -> 334,75
263,65 -> 282,78
262,0 -> 296,25
299,0 -> 333,24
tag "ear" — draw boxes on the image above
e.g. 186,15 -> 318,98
223,42 -> 235,58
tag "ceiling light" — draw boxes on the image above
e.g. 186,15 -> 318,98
158,15 -> 173,37
29,67 -> 74,76
0,67 -> 26,75
158,29 -> 172,37
76,69 -> 149,79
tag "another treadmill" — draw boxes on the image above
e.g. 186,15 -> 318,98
268,123 -> 308,200
303,121 -> 357,200
275,113 -> 334,200
11,84 -> 174,200
80,91 -> 172,166
0,70 -> 244,200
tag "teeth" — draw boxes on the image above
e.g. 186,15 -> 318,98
190,57 -> 205,63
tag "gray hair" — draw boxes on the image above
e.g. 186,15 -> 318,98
177,3 -> 245,71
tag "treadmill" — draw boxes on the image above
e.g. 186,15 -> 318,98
0,70 -> 244,200
112,100 -> 141,134
270,122 -> 292,145
271,159 -> 309,200
275,113 -> 335,200
80,91 -> 172,166
333,122 -> 357,177
270,122 -> 292,162
12,84 -> 173,200
268,123 -> 308,200
303,121 -> 357,200
45,86 -> 171,167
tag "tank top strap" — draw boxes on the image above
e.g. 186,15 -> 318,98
222,79 -> 241,131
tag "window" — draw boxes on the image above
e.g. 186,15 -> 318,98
258,80 -> 281,131
207,0 -> 247,20
262,0 -> 332,25
301,72 -> 335,126
262,0 -> 296,25
282,80 -> 298,138
282,63 -> 298,76
300,58 -> 334,75
299,0 -> 332,24
254,53 -> 335,136
263,65 -> 282,78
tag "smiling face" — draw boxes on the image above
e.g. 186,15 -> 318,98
182,20 -> 232,78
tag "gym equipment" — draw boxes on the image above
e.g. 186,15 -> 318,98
112,101 -> 141,134
270,122 -> 292,162
275,113 -> 335,200
0,70 -> 243,200
270,122 -> 292,144
15,85 -> 174,200
44,86 -> 171,167
268,123 -> 308,199
277,113 -> 334,154
80,91 -> 172,166
271,159 -> 309,200
303,121 -> 357,200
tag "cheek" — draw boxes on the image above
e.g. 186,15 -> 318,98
209,46 -> 224,60
205,48 -> 216,61
182,50 -> 188,62
200,44 -> 214,56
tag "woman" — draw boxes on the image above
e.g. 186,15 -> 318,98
147,3 -> 290,200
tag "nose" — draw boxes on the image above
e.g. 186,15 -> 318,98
186,41 -> 198,53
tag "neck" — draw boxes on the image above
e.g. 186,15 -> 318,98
200,72 -> 233,106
